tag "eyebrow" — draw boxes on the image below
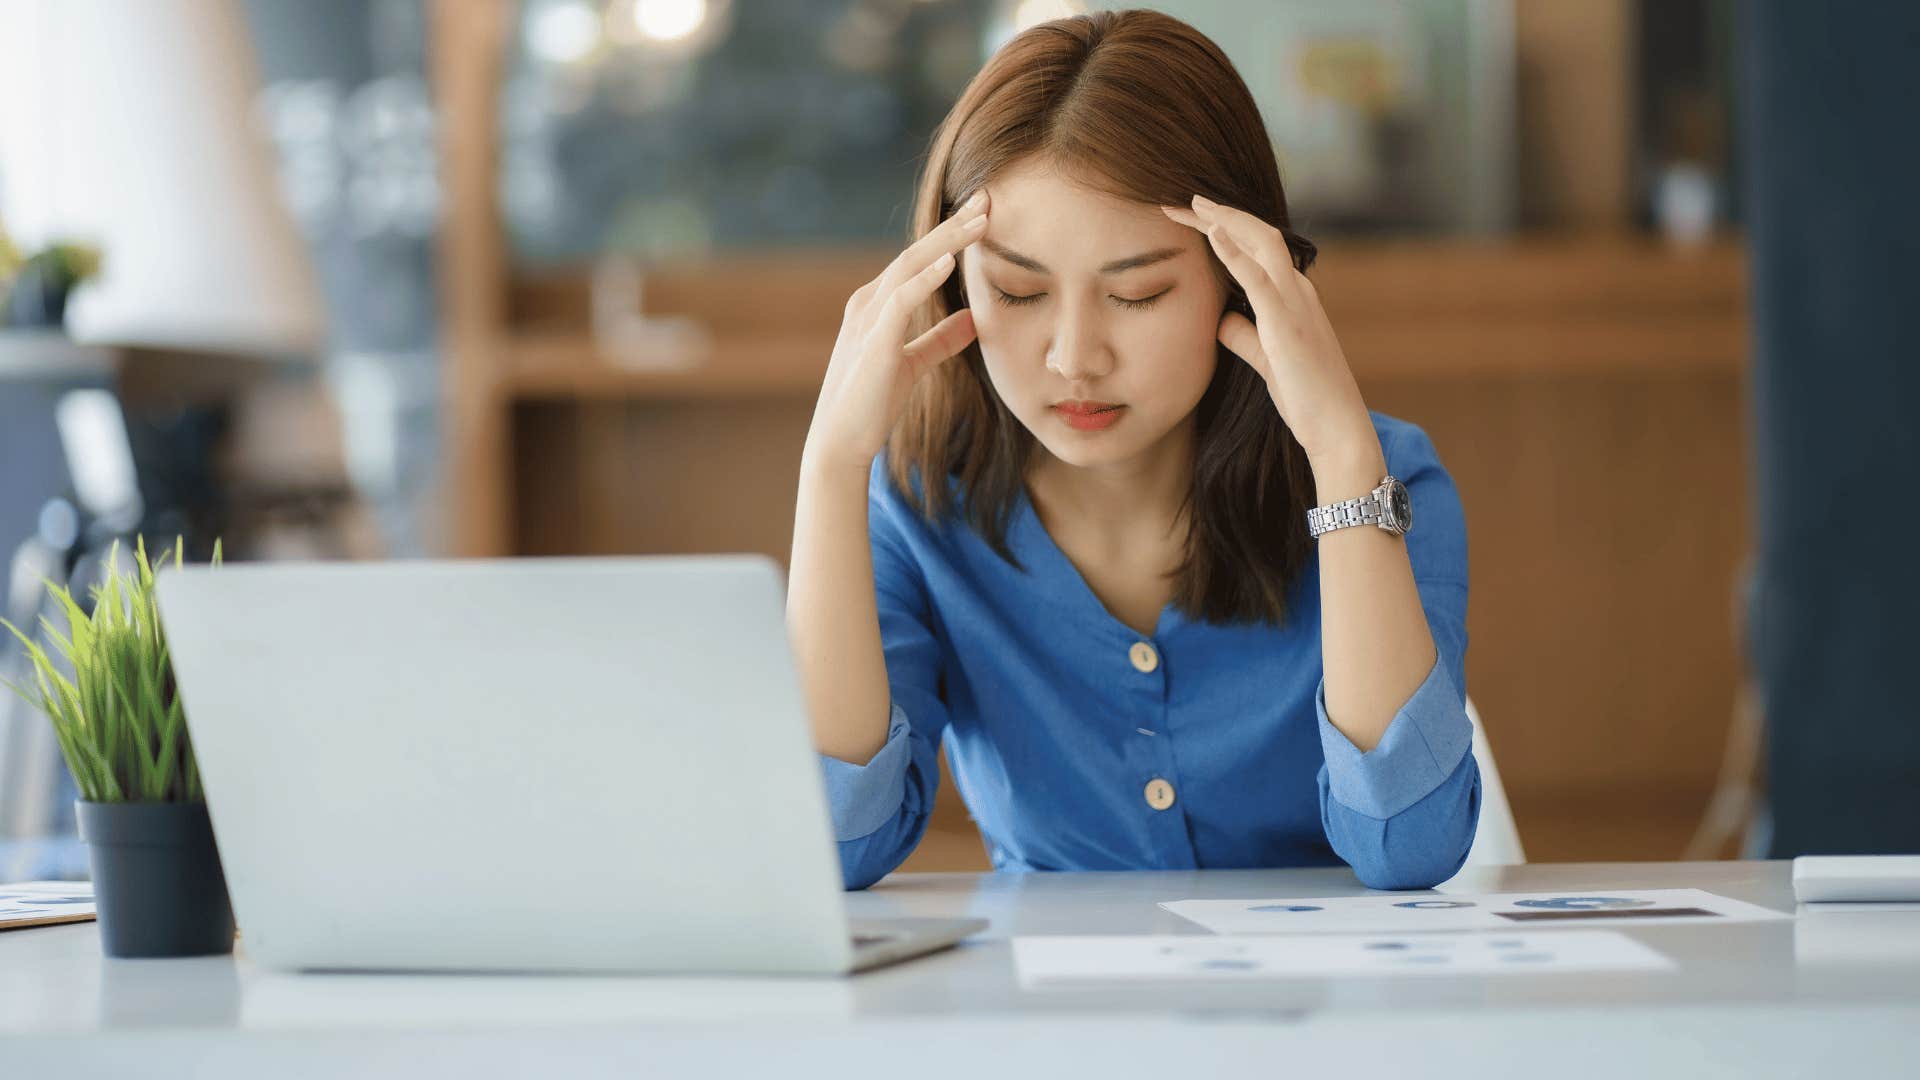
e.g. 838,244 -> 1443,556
980,238 -> 1184,275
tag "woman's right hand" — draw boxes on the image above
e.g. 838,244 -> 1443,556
803,190 -> 989,473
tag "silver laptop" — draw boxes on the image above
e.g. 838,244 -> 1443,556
154,555 -> 985,975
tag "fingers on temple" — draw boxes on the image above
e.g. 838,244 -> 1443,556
872,251 -> 960,346
871,191 -> 990,305
1206,225 -> 1289,314
1192,198 -> 1302,298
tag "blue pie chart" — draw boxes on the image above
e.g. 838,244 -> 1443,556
1511,896 -> 1655,910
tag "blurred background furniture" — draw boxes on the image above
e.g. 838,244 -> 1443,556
0,335 -> 117,881
0,334 -> 375,880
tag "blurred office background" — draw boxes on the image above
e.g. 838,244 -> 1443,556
0,0 -> 1911,878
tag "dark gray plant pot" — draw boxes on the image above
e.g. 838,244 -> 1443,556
5,261 -> 72,328
75,800 -> 235,958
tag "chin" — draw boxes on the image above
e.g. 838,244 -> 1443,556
1035,440 -> 1106,469
1030,424 -> 1152,469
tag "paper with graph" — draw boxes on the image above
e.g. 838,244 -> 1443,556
0,881 -> 96,931
1161,888 -> 1789,935
1014,931 -> 1673,985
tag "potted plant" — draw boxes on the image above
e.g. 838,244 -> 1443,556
1,537 -> 233,957
3,240 -> 102,329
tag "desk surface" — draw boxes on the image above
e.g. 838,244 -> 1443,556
5,861 -> 1918,1077
0,332 -> 115,381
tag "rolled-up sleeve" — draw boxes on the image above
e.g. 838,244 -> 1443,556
815,456 -> 953,890
1314,421 -> 1483,890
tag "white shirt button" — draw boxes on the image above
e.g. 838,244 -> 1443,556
1144,778 -> 1176,811
1129,641 -> 1159,673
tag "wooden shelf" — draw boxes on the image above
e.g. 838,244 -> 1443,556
1337,312 -> 1745,379
501,313 -> 1742,403
505,331 -> 828,401
496,235 -> 1746,402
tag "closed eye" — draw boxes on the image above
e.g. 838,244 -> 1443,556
1113,288 -> 1172,310
991,287 -> 1173,310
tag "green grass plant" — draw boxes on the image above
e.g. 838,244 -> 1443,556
2,536 -> 219,803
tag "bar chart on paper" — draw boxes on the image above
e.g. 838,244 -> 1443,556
1160,889 -> 1790,935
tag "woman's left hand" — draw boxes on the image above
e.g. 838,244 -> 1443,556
1163,195 -> 1377,469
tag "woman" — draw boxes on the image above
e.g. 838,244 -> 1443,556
787,9 -> 1479,891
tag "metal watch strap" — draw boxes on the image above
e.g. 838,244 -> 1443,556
1306,489 -> 1385,539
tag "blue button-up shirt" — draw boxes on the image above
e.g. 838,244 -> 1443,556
819,410 -> 1481,891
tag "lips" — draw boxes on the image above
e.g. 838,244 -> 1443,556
1053,400 -> 1123,415
1052,400 -> 1126,431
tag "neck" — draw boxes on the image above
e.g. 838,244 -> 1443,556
1026,413 -> 1197,545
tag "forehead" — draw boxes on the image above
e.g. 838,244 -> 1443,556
979,158 -> 1196,271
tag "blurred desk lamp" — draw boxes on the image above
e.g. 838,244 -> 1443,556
7,0 -> 322,357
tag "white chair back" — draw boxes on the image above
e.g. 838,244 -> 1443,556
1461,695 -> 1526,867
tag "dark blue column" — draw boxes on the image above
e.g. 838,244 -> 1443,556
1744,1 -> 1920,855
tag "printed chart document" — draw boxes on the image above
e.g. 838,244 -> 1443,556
1162,889 -> 1789,935
1014,931 -> 1673,986
0,881 -> 95,931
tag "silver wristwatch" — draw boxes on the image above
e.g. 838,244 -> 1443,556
1306,475 -> 1413,539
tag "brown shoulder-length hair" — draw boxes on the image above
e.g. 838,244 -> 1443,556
886,8 -> 1319,627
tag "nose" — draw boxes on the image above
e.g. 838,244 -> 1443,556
1044,295 -> 1113,382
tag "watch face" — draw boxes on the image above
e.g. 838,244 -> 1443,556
1388,480 -> 1413,532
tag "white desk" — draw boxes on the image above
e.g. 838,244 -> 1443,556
3,861 -> 1917,1077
